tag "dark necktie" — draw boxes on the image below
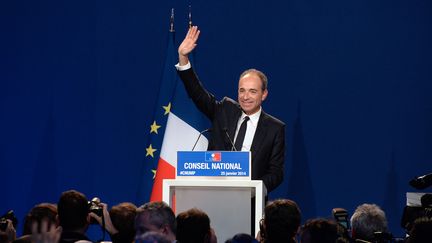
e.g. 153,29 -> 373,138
234,116 -> 249,151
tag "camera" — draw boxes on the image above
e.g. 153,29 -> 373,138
88,197 -> 103,224
88,197 -> 107,241
409,173 -> 432,190
0,210 -> 18,231
372,232 -> 405,243
88,197 -> 103,216
332,208 -> 350,230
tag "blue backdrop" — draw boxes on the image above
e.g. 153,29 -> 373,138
1,0 -> 431,238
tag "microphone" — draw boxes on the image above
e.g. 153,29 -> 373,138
421,193 -> 432,207
192,128 -> 211,151
409,173 -> 432,190
223,127 -> 237,151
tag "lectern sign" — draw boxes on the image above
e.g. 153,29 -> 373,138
177,151 -> 250,178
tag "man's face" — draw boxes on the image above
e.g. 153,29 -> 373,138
134,212 -> 163,237
238,73 -> 268,115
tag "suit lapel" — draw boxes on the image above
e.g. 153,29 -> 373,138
225,108 -> 242,149
228,112 -> 242,141
251,112 -> 268,159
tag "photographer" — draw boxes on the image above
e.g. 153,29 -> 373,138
350,204 -> 389,243
89,202 -> 137,243
57,190 -> 92,243
0,219 -> 16,243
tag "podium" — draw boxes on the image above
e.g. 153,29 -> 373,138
162,151 -> 266,242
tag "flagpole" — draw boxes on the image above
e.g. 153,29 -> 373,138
188,5 -> 196,65
170,8 -> 175,33
188,5 -> 192,28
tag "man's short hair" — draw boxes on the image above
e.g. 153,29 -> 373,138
176,208 -> 211,243
57,190 -> 89,231
136,231 -> 171,243
136,201 -> 176,235
225,233 -> 258,243
300,218 -> 339,243
263,199 -> 301,242
350,203 -> 388,242
240,69 -> 268,91
407,217 -> 432,243
110,202 -> 137,243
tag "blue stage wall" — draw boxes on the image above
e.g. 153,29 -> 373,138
1,0 -> 431,238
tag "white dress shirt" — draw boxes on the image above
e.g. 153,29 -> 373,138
233,108 -> 262,151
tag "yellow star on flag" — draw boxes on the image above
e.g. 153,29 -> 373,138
163,102 -> 171,115
150,121 -> 161,134
146,144 -> 157,158
151,169 -> 157,179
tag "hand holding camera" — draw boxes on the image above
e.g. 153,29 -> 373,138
0,210 -> 17,232
0,210 -> 17,242
88,198 -> 119,235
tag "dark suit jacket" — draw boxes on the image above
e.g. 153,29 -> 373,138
178,67 -> 285,192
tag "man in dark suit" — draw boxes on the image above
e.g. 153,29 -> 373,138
175,26 -> 285,193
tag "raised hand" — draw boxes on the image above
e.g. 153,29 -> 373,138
31,219 -> 61,243
178,26 -> 200,65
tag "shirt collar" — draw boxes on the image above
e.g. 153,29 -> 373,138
240,107 -> 262,126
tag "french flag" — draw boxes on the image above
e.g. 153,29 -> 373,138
206,152 -> 221,162
148,30 -> 209,202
